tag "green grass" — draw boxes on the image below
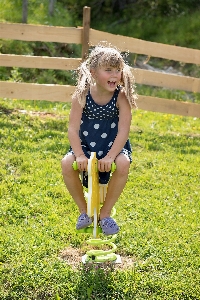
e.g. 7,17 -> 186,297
0,98 -> 200,299
0,2 -> 200,298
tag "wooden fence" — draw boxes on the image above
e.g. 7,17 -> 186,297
0,6 -> 200,117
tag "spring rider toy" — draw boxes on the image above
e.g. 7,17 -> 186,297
73,152 -> 121,263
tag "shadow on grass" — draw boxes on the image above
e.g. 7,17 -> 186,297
0,105 -> 14,115
75,263 -> 122,299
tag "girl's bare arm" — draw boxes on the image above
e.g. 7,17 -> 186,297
98,91 -> 132,171
68,98 -> 88,170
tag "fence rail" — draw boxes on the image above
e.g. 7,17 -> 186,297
89,28 -> 200,65
0,54 -> 81,70
1,54 -> 200,93
0,6 -> 200,117
133,69 -> 200,93
0,81 -> 74,101
0,23 -> 82,44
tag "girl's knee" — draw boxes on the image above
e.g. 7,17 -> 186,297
115,154 -> 130,175
61,154 -> 74,171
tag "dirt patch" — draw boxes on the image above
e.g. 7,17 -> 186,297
16,109 -> 65,119
0,106 -> 62,118
186,133 -> 200,138
60,246 -> 136,270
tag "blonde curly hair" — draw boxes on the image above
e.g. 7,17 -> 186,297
72,44 -> 137,108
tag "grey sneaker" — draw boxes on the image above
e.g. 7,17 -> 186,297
76,213 -> 93,230
99,217 -> 119,235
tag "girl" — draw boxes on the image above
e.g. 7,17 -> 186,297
61,45 -> 137,235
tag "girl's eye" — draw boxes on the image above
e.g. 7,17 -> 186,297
104,68 -> 121,72
105,69 -> 121,72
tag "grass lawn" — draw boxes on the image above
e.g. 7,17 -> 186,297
0,98 -> 200,299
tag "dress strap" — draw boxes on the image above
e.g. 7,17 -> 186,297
113,86 -> 121,100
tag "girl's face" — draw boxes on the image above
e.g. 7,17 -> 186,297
91,65 -> 122,92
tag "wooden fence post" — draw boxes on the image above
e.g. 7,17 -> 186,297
82,6 -> 91,61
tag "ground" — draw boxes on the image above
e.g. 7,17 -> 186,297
60,246 -> 136,270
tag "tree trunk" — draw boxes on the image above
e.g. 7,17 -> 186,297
49,0 -> 56,16
22,0 -> 28,23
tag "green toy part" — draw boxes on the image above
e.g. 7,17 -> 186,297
72,161 -> 116,171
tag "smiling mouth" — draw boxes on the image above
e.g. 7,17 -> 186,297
108,81 -> 116,86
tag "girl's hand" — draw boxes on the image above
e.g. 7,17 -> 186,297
76,154 -> 88,171
98,154 -> 114,172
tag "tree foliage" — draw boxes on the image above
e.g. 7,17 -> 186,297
65,0 -> 200,23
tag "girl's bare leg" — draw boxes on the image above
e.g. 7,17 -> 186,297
61,154 -> 87,214
100,153 -> 130,220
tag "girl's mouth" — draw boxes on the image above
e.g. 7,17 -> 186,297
108,81 -> 116,87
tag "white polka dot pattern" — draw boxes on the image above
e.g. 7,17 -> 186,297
101,133 -> 107,138
83,131 -> 88,136
67,86 -> 132,186
77,87 -> 132,165
90,142 -> 96,147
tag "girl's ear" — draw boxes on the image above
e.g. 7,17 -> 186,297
90,68 -> 96,79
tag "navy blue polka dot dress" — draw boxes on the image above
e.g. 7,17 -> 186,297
68,86 -> 132,187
